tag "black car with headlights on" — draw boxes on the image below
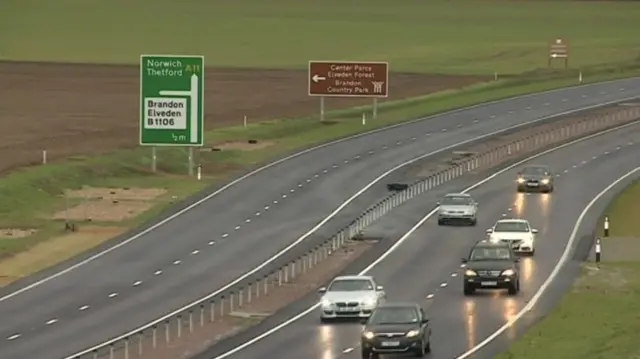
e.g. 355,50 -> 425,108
516,165 -> 554,193
360,302 -> 431,358
461,240 -> 520,295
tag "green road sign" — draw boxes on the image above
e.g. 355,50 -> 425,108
140,55 -> 204,146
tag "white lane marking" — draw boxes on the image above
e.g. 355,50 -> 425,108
526,107 -> 531,110
290,189 -> 295,193
108,293 -> 118,298
572,165 -> 577,168
396,141 -> 402,145
442,128 -> 447,132
298,183 -> 303,187
592,156 -> 597,159
221,233 -> 229,238
154,270 -> 162,276
426,294 -> 435,299
508,111 -> 514,114
454,166 -> 640,359
425,133 -> 431,136
192,250 -> 200,255
282,194 -> 287,198
460,264 -> 466,268
323,169 -> 328,173
457,124 -> 463,128
440,283 -> 448,288
582,95 -> 587,98
7,334 -> 20,341
234,226 -> 241,230
314,174 -> 319,178
474,119 -> 479,123
256,212 -> 261,216
207,119 -> 640,359
382,145 -> 388,149
208,241 -> 215,245
490,115 -> 496,118
79,305 -> 89,311
368,151 -> 374,154
582,160 -> 587,164
411,137 -> 416,141
173,260 -> 181,265
45,319 -> 58,325
264,205 -> 270,210
343,348 -> 354,354
620,88 -> 626,91
332,165 -> 338,168
306,179 -> 311,183
9,85 -> 634,304
273,200 -> 279,204
451,273 -> 458,277
562,98 -> 568,102
564,169 -> 569,173
245,219 -> 251,223
133,281 -> 142,287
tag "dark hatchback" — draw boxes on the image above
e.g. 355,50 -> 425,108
516,165 -> 554,193
461,241 -> 521,295
360,303 -> 431,358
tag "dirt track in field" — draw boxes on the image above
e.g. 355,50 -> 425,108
0,61 -> 489,174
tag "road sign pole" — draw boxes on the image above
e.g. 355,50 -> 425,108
372,98 -> 378,119
188,147 -> 194,176
320,96 -> 325,121
151,147 -> 157,173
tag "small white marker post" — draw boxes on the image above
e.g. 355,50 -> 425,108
494,71 -> 498,81
42,150 -> 47,165
197,164 -> 202,181
362,112 -> 366,125
579,71 -> 583,83
243,115 -> 247,128
595,237 -> 602,266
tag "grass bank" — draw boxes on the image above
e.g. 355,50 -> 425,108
0,63 -> 638,285
494,262 -> 640,359
2,0 -> 640,73
599,179 -> 640,237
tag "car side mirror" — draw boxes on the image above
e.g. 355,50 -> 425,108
460,257 -> 467,263
422,318 -> 429,324
485,228 -> 493,234
532,229 -> 539,234
318,287 -> 327,294
376,285 -> 384,291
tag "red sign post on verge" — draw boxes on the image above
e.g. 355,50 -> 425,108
548,38 -> 569,68
308,61 -> 389,97
308,61 -> 388,121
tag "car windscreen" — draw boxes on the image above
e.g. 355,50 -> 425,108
521,166 -> 549,176
469,247 -> 512,261
441,196 -> 472,205
369,307 -> 419,325
328,279 -> 373,292
494,222 -> 529,232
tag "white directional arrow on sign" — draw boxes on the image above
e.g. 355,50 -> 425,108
159,74 -> 199,144
312,74 -> 326,83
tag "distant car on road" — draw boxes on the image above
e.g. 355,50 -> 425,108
486,218 -> 537,255
318,275 -> 386,323
360,302 -> 432,358
461,240 -> 521,295
516,165 -> 554,193
437,193 -> 478,226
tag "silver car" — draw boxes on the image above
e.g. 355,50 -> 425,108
317,275 -> 386,322
437,193 -> 478,226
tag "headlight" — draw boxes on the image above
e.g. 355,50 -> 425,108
406,329 -> 420,337
361,298 -> 377,306
517,178 -> 525,183
464,269 -> 477,276
541,178 -> 550,184
321,299 -> 332,307
502,269 -> 515,276
363,331 -> 375,339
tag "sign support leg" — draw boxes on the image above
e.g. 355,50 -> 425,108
320,96 -> 325,122
188,147 -> 194,177
373,98 -> 378,119
151,147 -> 157,173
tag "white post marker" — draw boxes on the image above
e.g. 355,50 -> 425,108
579,71 -> 583,83
243,115 -> 247,128
362,112 -> 366,125
604,216 -> 610,237
42,150 -> 47,165
595,237 -> 602,265
197,165 -> 202,181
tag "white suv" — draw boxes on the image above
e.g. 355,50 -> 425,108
486,219 -> 538,255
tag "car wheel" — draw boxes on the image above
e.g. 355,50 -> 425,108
463,284 -> 475,296
530,249 -> 535,256
425,336 -> 432,353
414,341 -> 425,357
508,283 -> 518,295
320,317 -> 330,324
438,219 -> 445,226
469,218 -> 477,226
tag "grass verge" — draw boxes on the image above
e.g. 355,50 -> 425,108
599,179 -> 640,237
0,64 -> 639,284
493,262 -> 640,359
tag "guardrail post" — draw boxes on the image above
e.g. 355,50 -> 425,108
109,344 -> 114,359
138,332 -> 143,356
230,292 -> 235,312
200,304 -> 205,327
165,320 -> 170,343
189,309 -> 194,333
264,273 -> 270,295
210,300 -> 215,322
152,325 -> 157,348
292,260 -> 297,280
248,282 -> 253,303
239,287 -> 244,307
278,268 -> 283,286
302,253 -> 308,274
220,296 -> 225,317
177,315 -> 182,338
284,265 -> 289,283
92,350 -> 98,359
124,337 -> 129,359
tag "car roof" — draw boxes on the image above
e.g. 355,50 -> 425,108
495,218 -> 529,224
522,164 -> 549,168
444,193 -> 471,197
332,275 -> 374,281
474,240 -> 511,248
376,302 -> 421,310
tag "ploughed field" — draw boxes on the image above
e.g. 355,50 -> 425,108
0,61 -> 486,174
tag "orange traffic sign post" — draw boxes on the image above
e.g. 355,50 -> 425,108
308,61 -> 389,121
548,38 -> 569,68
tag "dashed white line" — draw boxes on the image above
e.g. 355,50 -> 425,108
457,124 -> 463,128
289,189 -> 295,193
79,305 -> 90,311
451,273 -> 458,277
222,233 -> 229,238
368,151 -> 374,154
133,280 -> 143,286
526,107 -> 531,110
426,294 -> 435,299
273,200 -> 279,204
208,241 -> 215,245
192,250 -> 200,255
255,212 -> 261,216
314,174 -> 319,178
620,88 -> 626,91
562,99 -> 568,102
572,165 -> 577,168
473,119 -> 479,123
282,194 -> 287,198
581,95 -> 587,98
425,133 -> 431,136
173,260 -> 181,265
306,179 -> 311,183
442,128 -> 447,132
439,282 -> 448,288
592,156 -> 597,159
154,270 -> 162,276
344,160 -> 349,163
555,174 -> 561,177
564,169 -> 569,173
616,146 -> 621,150
396,141 -> 401,145
343,348 -> 355,354
234,226 -> 241,230
322,169 -> 328,173
460,263 -> 466,268
245,219 -> 251,223
108,293 -> 118,298
332,165 -> 338,168
355,155 -> 361,159
45,319 -> 58,325
264,205 -> 270,210
382,146 -> 388,149
509,111 -> 514,114
6,334 -> 20,341
581,160 -> 587,164
629,142 -> 634,146
507,207 -> 512,212
490,115 -> 496,118
411,137 -> 416,141
604,151 -> 609,155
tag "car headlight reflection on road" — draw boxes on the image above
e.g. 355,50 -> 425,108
363,331 -> 375,339
517,177 -> 525,184
465,269 -> 477,276
406,329 -> 420,337
501,269 -> 515,276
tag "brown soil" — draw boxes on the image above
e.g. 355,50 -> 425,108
0,61 -> 489,174
104,239 -> 375,359
0,229 -> 37,239
66,187 -> 167,201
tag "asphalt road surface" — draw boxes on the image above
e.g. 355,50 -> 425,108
200,122 -> 640,359
1,79 -> 639,359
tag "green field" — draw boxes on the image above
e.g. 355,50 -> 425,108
1,0 -> 640,282
600,179 -> 640,237
2,0 -> 640,73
